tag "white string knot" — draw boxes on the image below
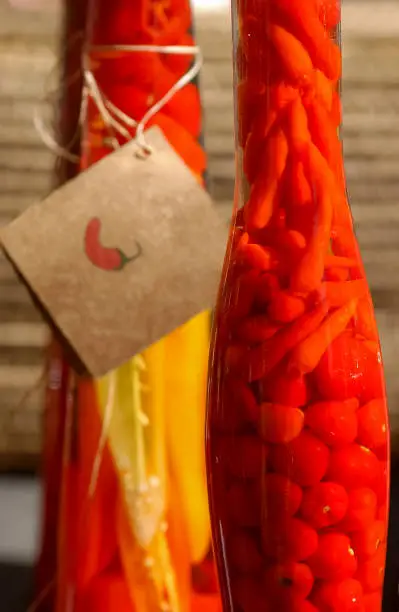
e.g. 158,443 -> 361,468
35,43 -> 203,161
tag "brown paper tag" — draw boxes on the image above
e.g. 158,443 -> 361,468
1,127 -> 227,377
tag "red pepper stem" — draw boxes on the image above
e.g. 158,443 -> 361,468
117,242 -> 143,269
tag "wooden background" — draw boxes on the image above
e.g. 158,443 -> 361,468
0,0 -> 399,468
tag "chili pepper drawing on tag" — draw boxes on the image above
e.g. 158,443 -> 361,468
84,217 -> 142,271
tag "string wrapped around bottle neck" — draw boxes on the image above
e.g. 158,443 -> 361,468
35,43 -> 203,160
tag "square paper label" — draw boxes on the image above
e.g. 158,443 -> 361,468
1,127 -> 227,376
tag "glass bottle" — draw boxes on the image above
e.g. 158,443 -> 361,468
206,1 -> 390,611
51,1 -> 220,611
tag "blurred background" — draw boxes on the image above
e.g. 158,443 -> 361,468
0,0 -> 398,609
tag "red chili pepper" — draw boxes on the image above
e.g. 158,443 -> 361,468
363,591 -> 382,612
316,0 -> 341,30
84,217 -> 142,271
351,520 -> 386,561
304,399 -> 358,447
270,430 -> 330,487
262,517 -> 318,561
300,482 -> 349,529
262,473 -> 303,518
263,561 -> 314,605
311,578 -> 364,611
357,399 -> 388,450
327,444 -> 380,490
258,402 -> 305,444
261,362 -> 309,407
308,532 -> 357,580
339,487 -> 378,533
356,545 -> 386,593
314,333 -> 384,403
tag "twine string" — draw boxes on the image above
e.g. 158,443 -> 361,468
35,44 -> 203,160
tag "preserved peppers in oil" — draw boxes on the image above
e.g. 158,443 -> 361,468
206,1 -> 390,611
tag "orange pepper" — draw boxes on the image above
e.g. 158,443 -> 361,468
287,96 -> 311,153
268,290 -> 306,323
291,143 -> 334,292
269,24 -> 314,86
316,0 -> 341,30
242,303 -> 328,381
273,0 -> 341,80
161,84 -> 202,137
236,315 -> 282,343
305,97 -> 344,185
244,127 -> 289,230
319,279 -> 367,308
244,83 -> 296,181
289,158 -> 312,206
148,113 -> 207,176
289,299 -> 358,374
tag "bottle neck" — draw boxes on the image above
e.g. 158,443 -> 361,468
232,0 -> 342,139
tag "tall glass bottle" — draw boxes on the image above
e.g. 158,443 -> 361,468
51,1 -> 219,611
206,1 -> 390,611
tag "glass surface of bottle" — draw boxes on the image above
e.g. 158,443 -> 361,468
206,2 -> 390,611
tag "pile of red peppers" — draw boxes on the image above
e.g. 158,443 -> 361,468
207,1 -> 390,611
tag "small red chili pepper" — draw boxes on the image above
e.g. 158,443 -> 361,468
356,545 -> 386,593
262,517 -> 318,561
304,399 -> 358,447
357,399 -> 388,450
261,362 -> 308,407
327,444 -> 379,490
300,481 -> 349,529
363,591 -> 382,612
311,578 -> 364,611
314,333 -> 384,403
339,487 -> 377,532
84,217 -> 142,272
351,520 -> 386,560
316,0 -> 341,30
263,561 -> 314,605
270,430 -> 330,487
308,532 -> 357,580
262,473 -> 303,518
258,402 -> 304,444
